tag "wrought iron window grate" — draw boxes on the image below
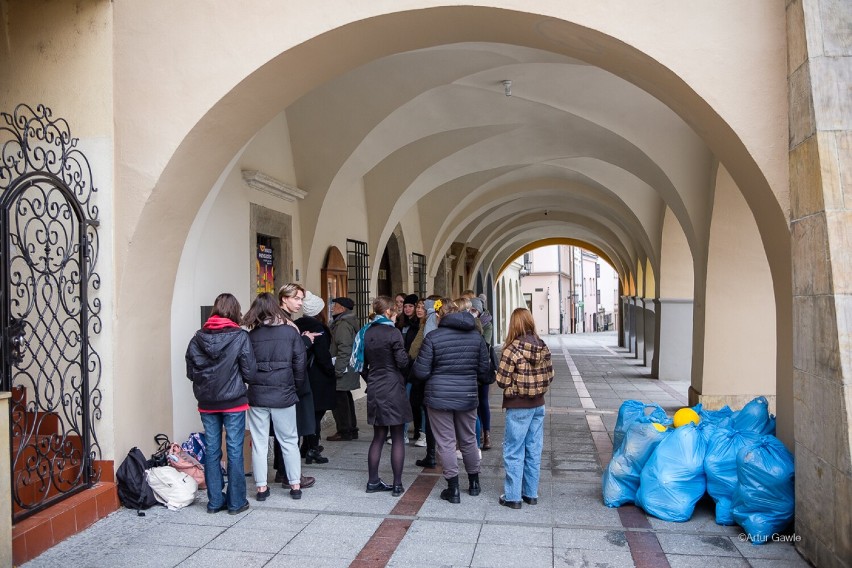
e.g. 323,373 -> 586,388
346,239 -> 370,325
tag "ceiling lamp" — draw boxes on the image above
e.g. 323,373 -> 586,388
502,80 -> 512,97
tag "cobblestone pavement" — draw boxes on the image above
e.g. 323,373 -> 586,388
23,332 -> 810,567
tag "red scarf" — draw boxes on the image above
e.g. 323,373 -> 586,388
203,315 -> 240,330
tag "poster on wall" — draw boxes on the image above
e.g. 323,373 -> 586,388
256,244 -> 274,295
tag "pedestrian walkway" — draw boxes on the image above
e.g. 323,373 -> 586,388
22,332 -> 809,567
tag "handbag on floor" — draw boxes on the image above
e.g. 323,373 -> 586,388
146,466 -> 198,510
168,442 -> 206,489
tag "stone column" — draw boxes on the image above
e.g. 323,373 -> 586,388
635,298 -> 646,365
656,298 -> 693,381
788,0 -> 852,565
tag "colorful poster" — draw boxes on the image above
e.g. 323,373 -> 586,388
256,244 -> 274,295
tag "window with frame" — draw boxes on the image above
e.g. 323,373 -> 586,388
412,253 -> 426,299
346,239 -> 371,325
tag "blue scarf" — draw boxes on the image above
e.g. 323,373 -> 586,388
349,315 -> 395,372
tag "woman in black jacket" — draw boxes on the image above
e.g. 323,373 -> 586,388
295,291 -> 336,464
412,298 -> 491,504
185,293 -> 256,514
361,295 -> 412,496
242,293 -> 308,500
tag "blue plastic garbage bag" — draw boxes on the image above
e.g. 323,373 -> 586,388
613,400 -> 670,455
603,420 -> 669,507
698,405 -> 734,429
731,396 -> 775,435
731,435 -> 794,543
704,425 -> 760,525
635,422 -> 707,522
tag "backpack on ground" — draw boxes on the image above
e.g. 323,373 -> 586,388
146,466 -> 198,510
180,431 -> 206,463
116,447 -> 159,516
167,442 -> 206,488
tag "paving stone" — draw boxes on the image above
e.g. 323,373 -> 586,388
177,548 -> 274,567
666,554 -> 751,568
266,554 -> 354,568
387,538 -> 476,567
403,519 -> 482,543
477,523 -> 552,546
552,528 -> 628,551
655,533 -> 741,557
471,543 -> 553,567
553,548 -> 636,567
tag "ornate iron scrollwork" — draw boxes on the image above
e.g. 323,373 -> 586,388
0,103 -> 102,521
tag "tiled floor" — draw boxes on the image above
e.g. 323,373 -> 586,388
22,332 -> 811,567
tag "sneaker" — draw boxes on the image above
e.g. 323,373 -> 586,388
414,438 -> 427,447
456,449 -> 462,460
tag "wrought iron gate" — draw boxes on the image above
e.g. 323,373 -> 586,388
0,104 -> 102,521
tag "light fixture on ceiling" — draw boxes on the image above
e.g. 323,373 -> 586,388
502,80 -> 512,97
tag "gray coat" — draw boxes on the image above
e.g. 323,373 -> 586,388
330,311 -> 361,391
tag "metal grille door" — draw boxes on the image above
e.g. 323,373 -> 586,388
0,104 -> 103,521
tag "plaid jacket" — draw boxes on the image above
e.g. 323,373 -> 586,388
495,334 -> 554,398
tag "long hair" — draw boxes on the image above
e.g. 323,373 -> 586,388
242,292 -> 286,329
504,307 -> 538,346
210,293 -> 242,324
415,300 -> 427,325
371,295 -> 395,318
278,282 -> 305,304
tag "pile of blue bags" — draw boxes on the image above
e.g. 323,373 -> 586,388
602,396 -> 794,544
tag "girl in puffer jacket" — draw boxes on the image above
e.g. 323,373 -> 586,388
185,293 -> 256,515
412,299 -> 491,504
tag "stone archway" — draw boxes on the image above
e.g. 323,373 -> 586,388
112,3 -> 792,463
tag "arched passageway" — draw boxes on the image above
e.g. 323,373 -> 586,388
109,2 -> 791,490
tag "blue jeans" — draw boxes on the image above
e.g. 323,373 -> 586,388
200,411 -> 248,512
502,405 -> 545,502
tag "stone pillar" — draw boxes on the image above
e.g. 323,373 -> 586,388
635,297 -> 645,360
643,299 -> 656,370
627,297 -> 637,357
657,298 -> 693,381
788,0 -> 852,565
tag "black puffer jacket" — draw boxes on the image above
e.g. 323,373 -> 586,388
186,327 -> 256,411
246,323 -> 307,408
412,311 -> 491,411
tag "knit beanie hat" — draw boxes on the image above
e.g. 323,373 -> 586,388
302,291 -> 325,317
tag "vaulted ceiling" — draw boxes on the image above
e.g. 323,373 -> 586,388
286,41 -> 714,286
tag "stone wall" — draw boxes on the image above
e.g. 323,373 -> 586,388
787,0 -> 852,565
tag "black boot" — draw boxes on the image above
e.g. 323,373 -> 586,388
468,473 -> 481,496
305,448 -> 329,464
440,475 -> 460,504
415,448 -> 436,468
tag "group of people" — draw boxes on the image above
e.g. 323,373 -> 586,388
184,284 -> 554,515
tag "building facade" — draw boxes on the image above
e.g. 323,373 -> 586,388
1,1 -> 850,565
